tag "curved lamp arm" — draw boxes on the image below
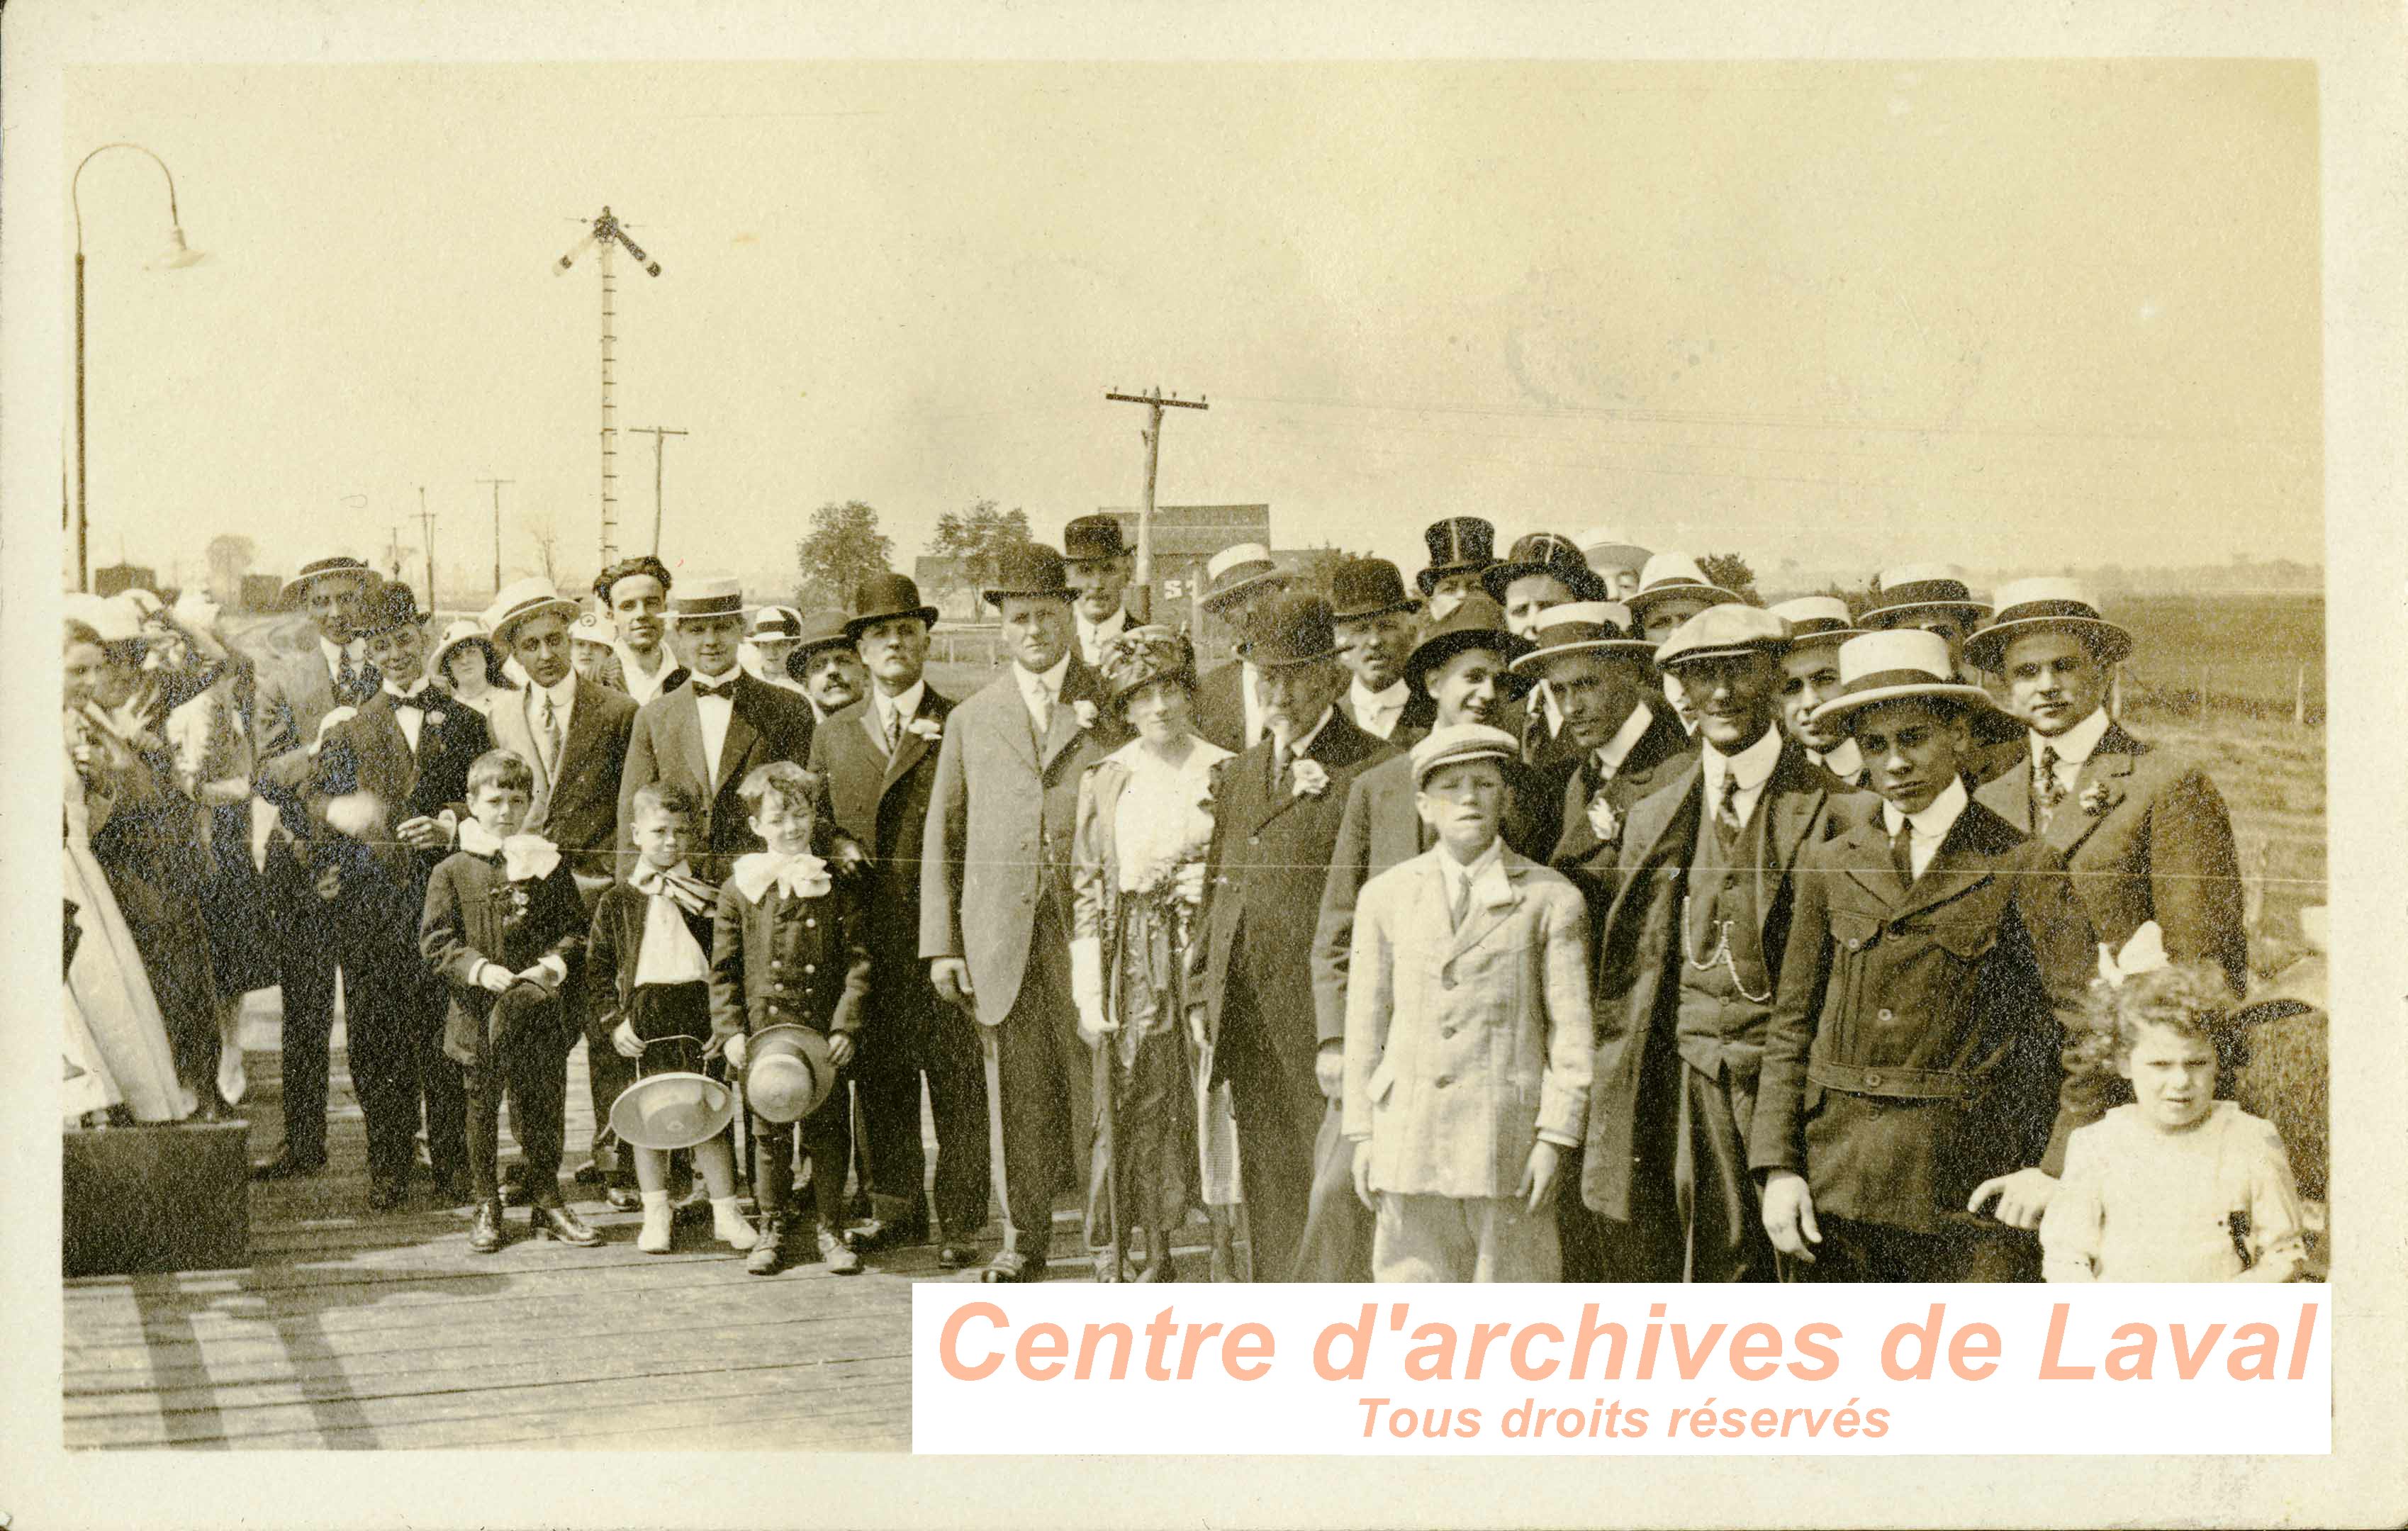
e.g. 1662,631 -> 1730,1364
72,142 -> 185,256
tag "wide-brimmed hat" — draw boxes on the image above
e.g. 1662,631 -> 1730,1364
485,576 -> 581,645
1859,563 -> 1993,629
1328,557 -> 1422,623
982,543 -> 1075,607
1809,629 -> 1996,729
1238,590 -> 1339,669
845,571 -> 941,636
1625,552 -> 1742,627
353,579 -> 424,637
1962,578 -> 2134,673
747,604 -> 804,642
1508,600 -> 1654,674
790,610 -> 857,662
608,1067 -> 737,1152
1482,532 -> 1611,604
1654,602 -> 1790,669
668,573 -> 745,623
1062,514 -> 1129,564
431,618 -> 498,674
1768,595 -> 1862,651
281,556 -> 378,603
1409,722 -> 1521,785
746,1024 -> 837,1124
569,610 -> 617,646
1098,624 -> 1197,709
1200,543 -> 1289,614
1416,516 -> 1497,594
1575,527 -> 1652,577
1403,593 -> 1532,698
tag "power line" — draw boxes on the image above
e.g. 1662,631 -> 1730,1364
1104,387 -> 1209,624
476,477 -> 514,597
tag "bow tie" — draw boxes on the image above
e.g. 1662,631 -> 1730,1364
632,862 -> 716,916
729,850 -> 831,902
692,677 -> 739,700
459,820 -> 561,882
386,683 -> 432,707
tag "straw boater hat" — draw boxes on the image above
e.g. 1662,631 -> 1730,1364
1327,557 -> 1422,623
668,573 -> 745,623
431,617 -> 498,675
78,593 -> 147,645
1199,542 -> 1289,615
1809,629 -> 1995,729
1402,592 -> 1533,700
1482,531 -> 1611,604
484,576 -> 581,645
1652,602 -> 1791,671
1061,514 -> 1130,565
1508,600 -> 1654,674
1625,551 -> 1742,627
1575,527 -> 1652,578
569,610 -> 617,647
844,571 -> 941,638
1409,722 -> 1521,785
1097,624 -> 1197,711
747,604 -> 804,643
281,555 -> 378,603
1961,578 -> 2134,673
1416,516 -> 1498,595
1238,590 -> 1340,669
1859,563 -> 1993,630
1768,595 -> 1863,651
981,543 -> 1075,607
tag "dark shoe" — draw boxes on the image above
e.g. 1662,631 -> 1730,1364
819,1230 -> 863,1274
194,1092 -> 237,1123
979,1247 -> 1041,1284
532,1202 -> 599,1246
468,1201 -> 508,1254
747,1218 -> 789,1276
366,1177 -> 407,1213
937,1242 -> 979,1270
251,1148 -> 325,1182
572,1158 -> 605,1186
604,1186 -> 642,1213
845,1213 -> 929,1253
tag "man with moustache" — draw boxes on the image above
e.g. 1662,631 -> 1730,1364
1328,557 -> 1433,747
1063,514 -> 1139,667
1186,590 -> 1392,1282
1190,544 -> 1294,753
1767,597 -> 1869,788
1485,533 -> 1613,771
787,612 -> 870,724
1414,516 -> 1498,622
922,544 -> 1127,1282
595,556 -> 691,707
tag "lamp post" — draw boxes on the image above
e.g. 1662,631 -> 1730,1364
73,142 -> 206,593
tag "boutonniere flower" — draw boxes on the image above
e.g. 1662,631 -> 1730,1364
1290,758 -> 1330,799
905,716 -> 943,741
1586,789 -> 1622,843
1071,699 -> 1098,731
2080,782 -> 2117,818
424,710 -> 444,730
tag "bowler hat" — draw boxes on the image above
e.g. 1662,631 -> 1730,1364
1238,590 -> 1339,669
1654,602 -> 1790,669
1626,551 -> 1742,627
1961,578 -> 2133,673
1482,532 -> 1611,604
1809,629 -> 1995,729
1062,515 -> 1130,563
1403,593 -> 1532,698
1098,625 -> 1197,710
1416,517 -> 1497,594
1328,558 -> 1422,622
982,544 -> 1075,608
1859,563 -> 1993,630
281,556 -> 378,603
746,1024 -> 837,1124
354,579 -> 423,636
1508,600 -> 1654,673
485,576 -> 581,644
1200,543 -> 1289,614
844,571 -> 941,637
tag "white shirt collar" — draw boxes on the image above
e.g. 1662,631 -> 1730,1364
1077,607 -> 1126,641
1813,737 -> 1864,781
1593,703 -> 1656,775
1349,676 -> 1408,719
318,635 -> 356,678
1277,706 -> 1336,759
875,678 -> 927,726
1703,722 -> 1783,795
1018,651 -> 1073,701
1439,834 -> 1505,884
2032,707 -> 2111,770
1883,775 -> 1971,848
383,678 -> 431,702
689,662 -> 741,693
532,671 -> 576,708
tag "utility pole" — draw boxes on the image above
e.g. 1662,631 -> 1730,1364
556,207 -> 664,567
415,486 -> 438,610
627,427 -> 688,555
387,525 -> 405,583
477,476 -> 515,595
1104,387 -> 1209,624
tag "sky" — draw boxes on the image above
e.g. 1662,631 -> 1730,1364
62,60 -> 2322,602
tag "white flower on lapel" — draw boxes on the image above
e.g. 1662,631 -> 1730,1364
1071,699 -> 1098,730
1290,758 -> 1330,799
1586,788 -> 1622,843
905,716 -> 943,741
423,710 -> 445,731
2079,782 -> 2118,818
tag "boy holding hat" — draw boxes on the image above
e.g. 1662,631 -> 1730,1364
1582,603 -> 1852,1282
786,611 -> 869,722
593,555 -> 691,706
1966,579 -> 2248,997
1415,516 -> 1498,622
1190,543 -> 1294,753
1328,556 -> 1433,746
1766,597 -> 1867,787
1859,562 -> 2023,783
1063,513 -> 1138,666
1754,629 -> 2099,1282
1343,723 -> 1594,1282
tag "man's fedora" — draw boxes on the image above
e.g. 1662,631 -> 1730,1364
982,543 -> 1075,607
1482,532 -> 1611,604
1625,552 -> 1742,627
791,610 -> 858,662
1508,600 -> 1654,673
668,573 -> 746,622
281,555 -> 378,604
484,576 -> 581,646
1859,563 -> 1993,630
746,1024 -> 837,1124
1961,578 -> 2133,673
1416,516 -> 1497,594
1809,629 -> 1996,729
1654,602 -> 1791,670
1327,557 -> 1422,623
1768,595 -> 1862,651
1200,543 -> 1289,615
1061,514 -> 1129,564
844,571 -> 941,639
1238,590 -> 1339,668
1403,593 -> 1532,699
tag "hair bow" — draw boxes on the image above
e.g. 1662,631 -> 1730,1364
2095,920 -> 2169,989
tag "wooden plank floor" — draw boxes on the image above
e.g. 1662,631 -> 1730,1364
62,991 -> 1181,1452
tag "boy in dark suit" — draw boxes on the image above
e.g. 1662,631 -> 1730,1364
422,749 -> 595,1253
306,581 -> 491,1209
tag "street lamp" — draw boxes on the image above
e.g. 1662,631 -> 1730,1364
72,142 -> 206,593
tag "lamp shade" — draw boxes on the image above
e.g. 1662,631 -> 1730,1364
150,227 -> 207,270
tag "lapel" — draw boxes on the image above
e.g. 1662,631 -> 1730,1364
1443,848 -> 1525,965
1838,811 -> 1912,907
1625,763 -> 1704,879
558,678 -> 609,777
1890,803 -> 2007,924
2046,725 -> 2141,857
878,687 -> 948,798
1249,710 -> 1366,835
715,678 -> 766,795
1976,748 -> 2037,834
1038,659 -> 1104,774
989,673 -> 1041,773
357,692 -> 421,802
668,689 -> 712,796
1760,742 -> 1831,887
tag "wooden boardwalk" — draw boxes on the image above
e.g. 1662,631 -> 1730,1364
62,994 -> 1150,1452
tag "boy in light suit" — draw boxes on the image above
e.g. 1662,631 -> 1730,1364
1343,724 -> 1594,1282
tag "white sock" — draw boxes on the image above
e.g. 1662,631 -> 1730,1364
642,1190 -> 671,1212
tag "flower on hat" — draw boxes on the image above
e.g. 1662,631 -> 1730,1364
1586,790 -> 1622,844
1291,758 -> 1329,800
1073,699 -> 1098,730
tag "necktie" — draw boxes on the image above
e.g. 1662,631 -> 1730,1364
1270,740 -> 1291,797
1889,816 -> 1917,885
693,677 -> 737,700
539,692 -> 562,775
883,705 -> 902,753
335,646 -> 359,702
1447,867 -> 1469,931
1715,769 -> 1743,843
2034,744 -> 2066,832
1031,683 -> 1053,740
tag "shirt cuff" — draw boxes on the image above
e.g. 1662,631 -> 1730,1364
1538,1130 -> 1581,1150
537,955 -> 569,985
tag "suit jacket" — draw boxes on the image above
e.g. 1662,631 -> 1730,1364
1581,740 -> 1849,1221
1754,796 -> 2100,1235
1341,845 -> 1594,1199
305,685 -> 493,902
251,641 -> 375,858
919,658 -> 1126,1027
1192,659 -> 1250,753
1335,687 -> 1436,752
583,877 -> 718,1034
618,673 -> 817,881
1190,710 -> 1394,1059
488,677 -> 639,882
1974,719 -> 2248,996
810,684 -> 955,991
709,873 -> 873,1042
420,848 -> 588,1066
1496,687 -> 1585,775
1542,705 -> 1698,916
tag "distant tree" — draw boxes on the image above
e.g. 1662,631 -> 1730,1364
1818,573 -> 1884,622
929,499 -> 1034,593
795,499 -> 894,614
203,534 -> 257,605
1698,551 -> 1763,605
1281,543 -> 1377,599
526,512 -> 562,588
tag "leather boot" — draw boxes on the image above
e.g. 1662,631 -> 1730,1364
747,1216 -> 788,1276
468,1200 -> 507,1255
532,1201 -> 599,1246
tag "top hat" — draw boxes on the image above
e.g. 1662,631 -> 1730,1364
668,573 -> 746,622
1238,590 -> 1339,669
281,556 -> 379,602
1403,593 -> 1532,699
485,576 -> 581,645
1768,595 -> 1861,650
431,617 -> 498,675
1625,551 -> 1742,627
1653,602 -> 1790,669
746,1024 -> 838,1124
845,571 -> 941,637
1327,557 -> 1423,623
1575,527 -> 1652,576
569,610 -> 617,646
1859,563 -> 1993,629
1961,578 -> 2134,673
747,604 -> 804,641
1062,514 -> 1130,564
353,579 -> 423,636
1416,517 -> 1498,594
1409,722 -> 1521,785
982,544 -> 1075,607
1201,543 -> 1289,614
791,610 -> 858,661
1809,629 -> 1996,729
1483,532 -> 1611,604
1098,624 -> 1197,709
1508,600 -> 1654,673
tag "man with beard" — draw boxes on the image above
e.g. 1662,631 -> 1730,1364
1328,557 -> 1432,747
595,556 -> 691,707
1767,597 -> 1868,788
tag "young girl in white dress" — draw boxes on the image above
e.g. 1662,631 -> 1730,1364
2041,957 -> 2307,1283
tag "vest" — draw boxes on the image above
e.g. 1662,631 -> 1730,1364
1674,800 -> 1772,1079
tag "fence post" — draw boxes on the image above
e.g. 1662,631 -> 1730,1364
2294,662 -> 2307,727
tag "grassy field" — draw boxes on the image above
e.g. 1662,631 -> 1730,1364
2112,592 -> 2324,722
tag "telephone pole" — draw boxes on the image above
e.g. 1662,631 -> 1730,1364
1104,387 -> 1209,624
386,525 -> 405,583
415,486 -> 438,609
477,476 -> 515,595
627,427 -> 688,555
555,207 -> 665,566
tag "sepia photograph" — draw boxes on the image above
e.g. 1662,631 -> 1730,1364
4,4 -> 2399,1527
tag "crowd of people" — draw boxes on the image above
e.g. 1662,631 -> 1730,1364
59,511 -> 2324,1284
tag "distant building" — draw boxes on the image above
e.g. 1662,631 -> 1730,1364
240,573 -> 286,612
92,563 -> 158,598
